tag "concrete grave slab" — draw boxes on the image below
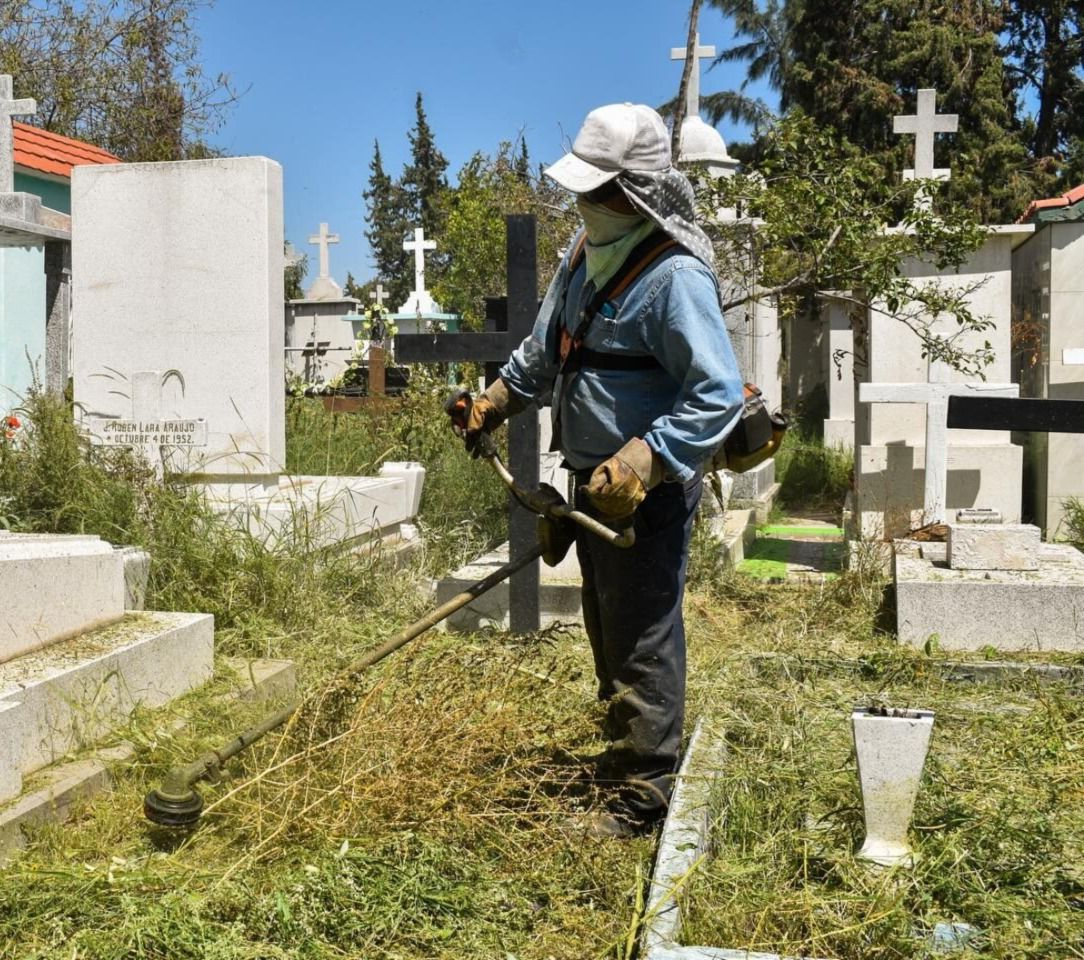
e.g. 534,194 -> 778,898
947,522 -> 1041,571
895,545 -> 1084,650
855,442 -> 1022,540
379,462 -> 426,517
437,542 -> 583,631
0,701 -> 21,803
0,536 -> 125,664
0,657 -> 294,863
0,611 -> 213,777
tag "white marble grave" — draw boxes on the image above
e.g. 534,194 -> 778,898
72,157 -> 424,551
0,533 -> 212,807
853,228 -> 1032,539
392,227 -> 455,333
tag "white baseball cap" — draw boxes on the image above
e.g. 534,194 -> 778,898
545,103 -> 672,193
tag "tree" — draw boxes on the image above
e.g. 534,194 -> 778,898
701,0 -> 788,126
700,115 -> 994,375
432,144 -> 576,330
1003,1 -> 1084,188
284,245 -> 307,300
343,272 -> 365,300
704,0 -> 1045,222
363,139 -> 411,308
401,92 -> 448,240
0,0 -> 238,161
514,136 -> 530,183
672,0 -> 704,158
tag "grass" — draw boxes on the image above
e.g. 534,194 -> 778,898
0,385 -> 647,959
0,395 -> 1080,958
680,652 -> 1084,959
773,427 -> 853,515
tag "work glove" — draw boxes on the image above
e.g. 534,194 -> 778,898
444,379 -> 519,458
584,438 -> 665,521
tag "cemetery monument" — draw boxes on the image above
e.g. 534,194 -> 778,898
284,219 -> 364,389
849,88 -> 1032,539
391,226 -> 458,334
72,156 -> 424,552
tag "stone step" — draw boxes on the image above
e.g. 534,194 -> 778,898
437,542 -> 583,631
0,610 -> 214,803
0,535 -> 126,664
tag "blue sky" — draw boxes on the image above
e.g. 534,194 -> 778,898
197,0 -> 775,288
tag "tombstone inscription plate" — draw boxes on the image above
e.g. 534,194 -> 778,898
83,370 -> 208,473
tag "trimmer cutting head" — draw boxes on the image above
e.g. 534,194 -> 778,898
144,786 -> 204,829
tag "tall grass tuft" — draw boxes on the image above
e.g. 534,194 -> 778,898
772,428 -> 853,513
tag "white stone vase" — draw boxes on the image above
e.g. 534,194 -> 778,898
851,706 -> 935,867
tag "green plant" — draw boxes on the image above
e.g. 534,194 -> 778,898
1061,496 -> 1084,550
772,428 -> 853,512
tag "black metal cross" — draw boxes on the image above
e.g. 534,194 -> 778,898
394,214 -> 542,632
947,395 -> 1084,434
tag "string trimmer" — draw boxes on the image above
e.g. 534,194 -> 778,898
144,392 -> 632,829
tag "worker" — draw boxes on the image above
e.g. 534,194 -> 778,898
448,103 -> 745,837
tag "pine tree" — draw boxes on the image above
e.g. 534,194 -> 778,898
709,0 -> 1043,221
1004,0 -> 1084,189
363,139 -> 410,308
401,93 -> 449,240
514,137 -> 530,183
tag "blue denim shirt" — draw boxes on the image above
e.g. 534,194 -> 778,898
499,239 -> 745,482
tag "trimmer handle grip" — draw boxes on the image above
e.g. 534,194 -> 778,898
444,388 -> 472,432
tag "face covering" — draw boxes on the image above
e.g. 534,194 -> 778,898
576,195 -> 644,245
576,195 -> 653,287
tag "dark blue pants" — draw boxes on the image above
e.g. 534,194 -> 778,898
574,474 -> 702,821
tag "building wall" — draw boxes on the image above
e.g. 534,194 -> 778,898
1,171 -> 69,407
14,171 -> 70,214
0,246 -> 47,405
1012,221 -> 1084,538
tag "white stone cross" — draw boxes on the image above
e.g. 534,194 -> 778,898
0,75 -> 36,195
859,358 -> 1017,527
403,227 -> 436,298
670,33 -> 716,120
893,88 -> 958,210
370,282 -> 389,308
307,222 -> 340,280
85,370 -> 208,477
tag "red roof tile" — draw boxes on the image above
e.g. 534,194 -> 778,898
1063,184 -> 1084,205
13,122 -> 120,180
